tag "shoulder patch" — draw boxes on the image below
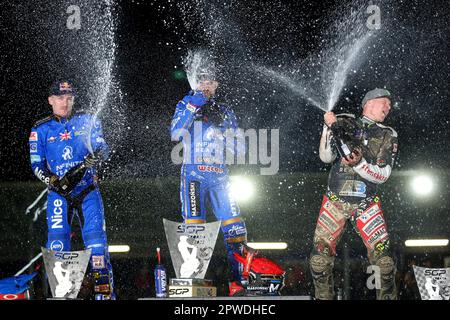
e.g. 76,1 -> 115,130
33,115 -> 54,128
376,123 -> 398,138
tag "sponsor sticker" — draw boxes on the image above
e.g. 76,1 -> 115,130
0,293 -> 28,300
29,131 -> 38,141
362,215 -> 385,236
30,155 -> 41,163
30,143 -> 37,153
358,204 -> 381,223
50,240 -> 64,251
323,200 -> 344,220
186,103 -> 197,113
198,165 -> 224,174
189,182 -> 200,217
339,180 -> 367,197
92,255 -> 105,269
319,211 -> 340,234
367,227 -> 388,246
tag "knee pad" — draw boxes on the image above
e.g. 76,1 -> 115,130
376,256 -> 395,275
310,254 -> 334,274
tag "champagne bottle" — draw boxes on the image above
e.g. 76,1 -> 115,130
57,161 -> 89,196
330,123 -> 352,160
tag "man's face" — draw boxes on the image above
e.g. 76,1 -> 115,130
48,94 -> 74,118
197,80 -> 219,98
362,97 -> 391,122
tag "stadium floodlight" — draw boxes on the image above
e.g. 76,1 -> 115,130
108,245 -> 130,253
405,239 -> 449,247
410,174 -> 434,196
247,242 -> 288,250
229,176 -> 255,202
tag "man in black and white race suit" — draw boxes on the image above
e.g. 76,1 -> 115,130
310,88 -> 399,300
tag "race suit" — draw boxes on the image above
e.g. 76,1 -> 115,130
171,92 -> 247,283
310,113 -> 398,300
29,112 -> 114,299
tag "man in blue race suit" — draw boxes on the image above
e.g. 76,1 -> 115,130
29,80 -> 115,300
171,71 -> 248,296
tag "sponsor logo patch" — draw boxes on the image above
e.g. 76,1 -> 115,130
186,103 -> 197,113
30,155 -> 41,163
50,240 -> 64,251
319,211 -> 340,234
51,199 -> 64,230
30,143 -> 37,153
188,182 -> 200,217
323,200 -> 344,220
362,215 -> 385,236
198,165 -> 224,174
367,227 -> 388,246
92,255 -> 106,269
62,146 -> 73,161
29,131 -> 38,141
358,204 -> 381,223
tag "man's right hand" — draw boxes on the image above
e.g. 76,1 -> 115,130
189,90 -> 208,108
49,174 -> 70,196
324,112 -> 337,127
49,175 -> 60,189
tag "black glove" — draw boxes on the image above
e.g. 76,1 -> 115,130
49,161 -> 89,197
202,103 -> 225,125
49,174 -> 71,196
83,153 -> 99,168
330,122 -> 361,159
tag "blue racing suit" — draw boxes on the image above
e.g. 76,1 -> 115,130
171,91 -> 247,283
29,112 -> 114,299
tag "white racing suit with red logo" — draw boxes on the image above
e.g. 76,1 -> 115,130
171,94 -> 247,288
310,114 -> 399,300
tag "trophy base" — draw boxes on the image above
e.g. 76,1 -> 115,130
168,278 -> 217,297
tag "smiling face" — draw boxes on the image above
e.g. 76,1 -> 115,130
48,94 -> 74,118
362,97 -> 391,122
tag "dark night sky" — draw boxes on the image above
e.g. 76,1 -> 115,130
1,0 -> 449,182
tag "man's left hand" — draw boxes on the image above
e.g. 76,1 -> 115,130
84,153 -> 99,168
341,148 -> 362,166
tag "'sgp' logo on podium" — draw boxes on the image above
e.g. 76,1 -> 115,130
41,247 -> 91,299
413,266 -> 450,300
163,219 -> 220,279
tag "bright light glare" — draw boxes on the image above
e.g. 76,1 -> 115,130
405,239 -> 449,247
230,176 -> 255,201
108,245 -> 130,253
247,242 -> 288,250
411,175 -> 434,196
